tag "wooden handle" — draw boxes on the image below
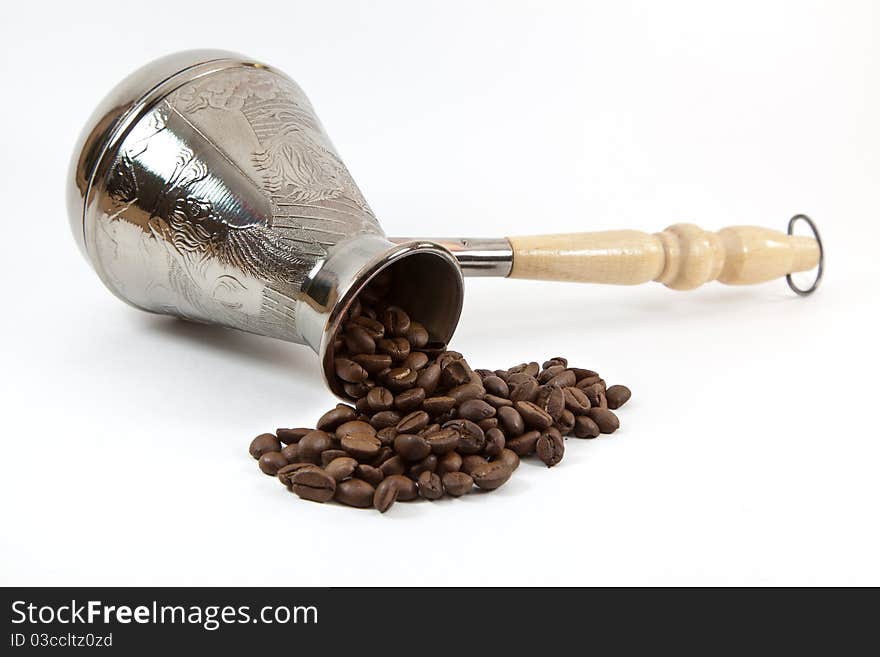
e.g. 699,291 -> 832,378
507,223 -> 820,289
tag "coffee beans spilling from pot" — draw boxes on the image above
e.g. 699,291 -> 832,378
249,271 -> 631,513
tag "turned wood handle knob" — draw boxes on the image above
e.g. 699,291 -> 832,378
506,223 -> 821,290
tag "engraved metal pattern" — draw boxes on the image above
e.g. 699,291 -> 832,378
90,66 -> 382,343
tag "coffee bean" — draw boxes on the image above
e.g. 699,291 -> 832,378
291,468 -> 336,503
443,419 -> 485,455
478,418 -> 499,433
334,420 -> 374,440
277,462 -> 320,487
324,456 -> 358,481
386,474 -> 418,501
447,383 -> 485,404
415,363 -> 441,395
483,376 -> 510,398
341,433 -> 382,459
440,359 -> 471,388
537,365 -> 566,383
258,451 -> 288,475
376,426 -> 398,446
275,427 -> 310,444
437,451 -> 463,475
483,427 -> 506,458
457,399 -> 496,422
555,409 -> 576,436
334,358 -> 368,383
582,383 -> 607,409
320,449 -> 349,467
419,423 -> 441,436
370,410 -> 402,430
377,337 -> 411,362
493,369 -> 510,381
543,356 -> 568,369
460,454 -> 489,475
506,430 -> 540,456
394,387 -> 426,413
366,387 -> 394,412
424,427 -> 460,455
537,427 -> 565,467
423,396 -> 456,416
344,324 -> 376,355
401,351 -> 429,371
563,387 -> 591,415
515,401 -> 554,430
352,353 -> 392,375
379,454 -> 406,477
588,408 -> 620,434
373,476 -> 399,512
484,394 -> 513,409
380,306 -> 411,337
546,370 -> 577,388
355,463 -> 385,486
417,471 -> 444,500
497,406 -> 525,436
316,404 -> 358,431
606,385 -> 631,410
348,315 -> 385,339
249,433 -> 281,459
408,454 -> 438,478
281,443 -> 301,462
394,434 -> 431,461
573,416 -> 600,438
397,410 -> 430,434
535,385 -> 565,421
335,478 -> 375,508
495,448 -> 520,471
442,471 -> 474,497
471,461 -> 513,490
508,377 -> 539,403
343,381 -> 374,399
298,430 -> 335,462
369,446 -> 394,467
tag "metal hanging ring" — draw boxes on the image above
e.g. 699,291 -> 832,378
786,214 -> 824,296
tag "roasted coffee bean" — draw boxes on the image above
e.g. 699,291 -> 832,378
606,385 -> 631,410
423,395 -> 456,416
249,433 -> 281,459
417,471 -> 444,500
543,357 -> 568,369
281,443 -> 301,462
588,408 -> 620,434
369,446 -> 394,467
366,387 -> 394,412
344,325 -> 376,355
424,428 -> 460,455
291,468 -> 336,503
380,306 -> 411,337
325,456 -> 358,481
298,430 -> 335,462
335,421 -> 376,441
373,476 -> 399,512
370,410 -> 402,430
508,377 -> 539,403
436,350 -> 464,367
276,428 -> 310,445
443,419 -> 485,455
537,427 -> 565,467
394,433 -> 432,461
416,363 -> 441,395
497,406 -> 525,436
408,454 -> 438,478
471,461 -> 513,491
563,387 -> 591,415
515,401 -> 554,430
546,370 -> 577,388
321,449 -> 349,467
402,351 -> 429,371
394,387 -> 426,413
355,396 -> 372,414
334,358 -> 368,383
379,454 -> 406,477
348,315 -> 385,339
537,365 -> 566,383
316,404 -> 358,431
482,376 -> 509,398
341,433 -> 382,459
436,451 -> 462,476
335,478 -> 375,508
277,462 -> 320,487
419,423 -> 441,436
493,369 -> 511,381
355,464 -> 385,486
386,474 -> 418,501
573,415 -> 600,438
442,472 -> 474,497
440,359 -> 471,388
447,383 -> 485,404
377,337 -> 411,362
506,430 -> 540,456
535,385 -> 565,421
478,418 -> 499,432
582,383 -> 607,409
555,409 -> 576,436
343,380 -> 374,399
495,448 -> 520,471
352,353 -> 393,375
457,399 -> 496,422
384,367 -> 418,392
484,394 -> 513,409
460,454 -> 489,475
258,451 -> 288,475
397,410 -> 430,434
483,427 -> 506,458
376,426 -> 398,446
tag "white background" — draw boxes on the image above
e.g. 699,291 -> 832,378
1,0 -> 878,586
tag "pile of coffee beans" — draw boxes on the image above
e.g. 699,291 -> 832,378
249,270 -> 631,513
